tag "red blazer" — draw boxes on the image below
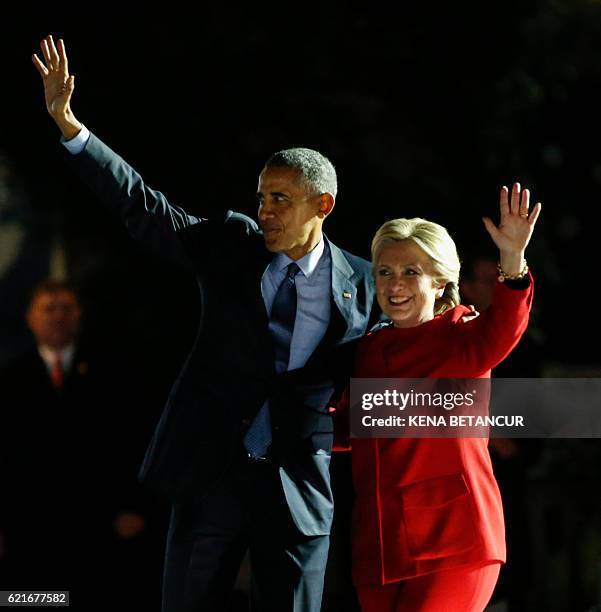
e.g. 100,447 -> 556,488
338,275 -> 533,586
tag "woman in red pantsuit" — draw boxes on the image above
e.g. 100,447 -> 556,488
338,183 -> 541,611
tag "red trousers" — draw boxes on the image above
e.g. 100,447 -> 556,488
356,562 -> 501,612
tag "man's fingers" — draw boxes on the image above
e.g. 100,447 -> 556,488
41,38 -> 53,69
32,54 -> 49,77
67,75 -> 75,96
48,35 -> 60,68
57,39 -> 69,73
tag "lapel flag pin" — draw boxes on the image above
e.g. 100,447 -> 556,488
343,291 -> 352,300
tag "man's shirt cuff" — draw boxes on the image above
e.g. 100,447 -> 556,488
60,124 -> 90,155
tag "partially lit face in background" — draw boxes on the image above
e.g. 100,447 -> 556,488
375,240 -> 444,328
460,258 -> 498,312
27,290 -> 81,350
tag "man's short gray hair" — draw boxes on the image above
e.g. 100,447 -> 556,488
265,148 -> 338,198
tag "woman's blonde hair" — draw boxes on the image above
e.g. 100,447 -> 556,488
371,218 -> 461,315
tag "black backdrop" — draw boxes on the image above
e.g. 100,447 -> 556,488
3,2 -> 601,363
2,3 -> 601,609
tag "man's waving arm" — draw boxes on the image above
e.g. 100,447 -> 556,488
32,35 -> 207,266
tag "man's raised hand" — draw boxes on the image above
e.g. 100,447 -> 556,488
32,35 -> 82,140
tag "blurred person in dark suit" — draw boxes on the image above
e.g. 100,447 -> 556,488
0,151 -> 51,369
460,254 -> 545,611
460,253 -> 544,377
0,279 -> 160,610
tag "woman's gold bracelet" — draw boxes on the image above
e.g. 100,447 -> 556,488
497,259 -> 528,282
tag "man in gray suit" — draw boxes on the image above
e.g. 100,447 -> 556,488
33,35 -> 377,612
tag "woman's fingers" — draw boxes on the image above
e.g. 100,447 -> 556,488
528,202 -> 542,228
519,188 -> 530,218
510,182 -> 521,215
503,182 -> 534,220
482,216 -> 502,244
499,185 -> 510,218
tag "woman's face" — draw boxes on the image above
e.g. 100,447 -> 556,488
375,240 -> 444,328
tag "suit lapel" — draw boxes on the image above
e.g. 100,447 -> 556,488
329,240 -> 357,334
307,238 -> 366,363
26,350 -> 57,396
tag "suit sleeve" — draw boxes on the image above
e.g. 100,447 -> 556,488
332,387 -> 352,451
451,272 -> 534,375
331,334 -> 375,451
63,132 -> 205,267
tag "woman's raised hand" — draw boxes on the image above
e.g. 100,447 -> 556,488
482,183 -> 542,275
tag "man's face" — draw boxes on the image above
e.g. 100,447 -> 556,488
27,290 -> 81,350
257,166 -> 324,260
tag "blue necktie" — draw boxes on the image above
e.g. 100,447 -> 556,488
244,262 -> 300,458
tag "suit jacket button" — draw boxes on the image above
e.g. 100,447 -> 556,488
242,418 -> 250,426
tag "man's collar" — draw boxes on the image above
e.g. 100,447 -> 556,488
38,344 -> 76,370
271,234 -> 325,279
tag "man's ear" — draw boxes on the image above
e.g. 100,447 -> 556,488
318,193 -> 335,218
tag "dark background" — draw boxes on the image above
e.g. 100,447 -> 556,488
2,2 -> 601,610
3,2 -> 601,365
